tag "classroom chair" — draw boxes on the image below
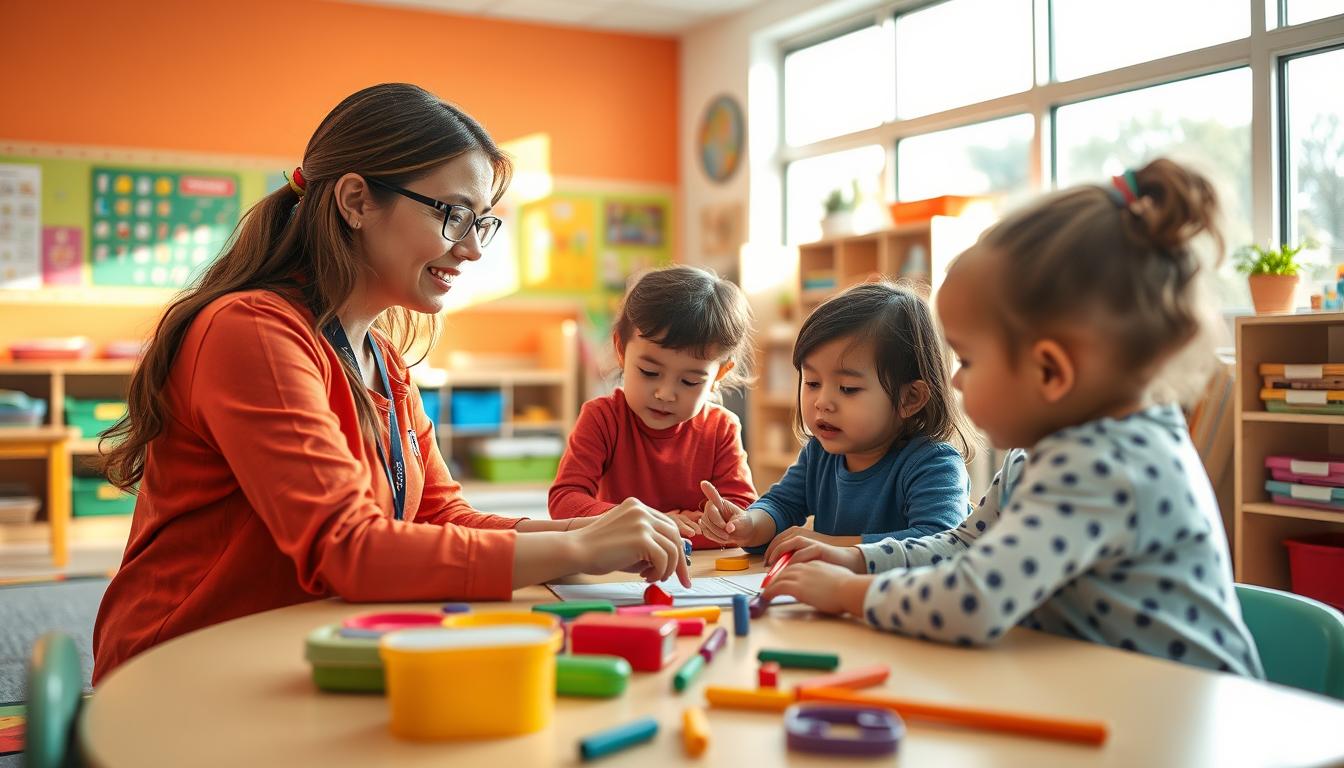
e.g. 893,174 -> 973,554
1236,584 -> 1344,700
25,631 -> 85,768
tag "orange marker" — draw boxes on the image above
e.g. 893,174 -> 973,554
653,606 -> 722,622
682,706 -> 710,757
793,664 -> 890,695
797,686 -> 1109,746
704,685 -> 795,712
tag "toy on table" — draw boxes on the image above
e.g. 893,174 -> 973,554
579,716 -> 659,761
684,539 -> 693,567
616,604 -> 661,616
704,685 -> 795,712
440,603 -> 471,614
798,686 -> 1109,746
644,583 -> 674,605
380,626 -> 556,740
698,626 -> 728,662
304,624 -> 384,692
794,664 -> 889,694
671,618 -> 707,637
758,648 -> 839,671
533,600 -> 615,619
758,661 -> 780,688
652,606 -> 720,622
715,554 -> 749,571
672,653 -> 706,692
682,707 -> 710,757
569,614 -> 679,671
749,551 -> 794,617
732,594 -> 749,636
441,611 -> 563,651
556,655 -> 631,698
784,704 -> 903,756
748,596 -> 770,618
339,611 -> 444,639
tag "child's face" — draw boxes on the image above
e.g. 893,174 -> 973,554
353,151 -> 493,316
800,337 -> 902,458
618,334 -> 729,429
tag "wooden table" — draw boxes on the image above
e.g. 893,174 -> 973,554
80,551 -> 1344,767
0,426 -> 73,566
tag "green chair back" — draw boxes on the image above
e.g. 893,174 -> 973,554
1237,583 -> 1344,699
25,631 -> 85,768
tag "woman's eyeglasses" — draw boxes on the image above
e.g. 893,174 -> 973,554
367,178 -> 502,247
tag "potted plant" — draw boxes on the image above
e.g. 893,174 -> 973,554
1235,242 -> 1309,315
820,181 -> 859,239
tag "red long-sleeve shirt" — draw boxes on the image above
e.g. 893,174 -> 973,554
548,388 -> 757,548
92,290 -> 519,684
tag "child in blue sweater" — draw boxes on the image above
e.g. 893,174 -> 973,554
701,282 -> 974,559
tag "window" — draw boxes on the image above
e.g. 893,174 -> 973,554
784,25 -> 894,146
896,114 -> 1034,201
1052,0 -> 1248,81
1270,0 -> 1344,27
894,0 -> 1033,118
784,145 -> 886,244
1284,46 -> 1344,276
1055,69 -> 1253,306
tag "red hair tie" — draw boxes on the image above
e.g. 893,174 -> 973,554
286,167 -> 307,198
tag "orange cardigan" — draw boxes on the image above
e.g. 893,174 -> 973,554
92,290 -> 519,683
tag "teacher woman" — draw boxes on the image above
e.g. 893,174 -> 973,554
92,83 -> 688,683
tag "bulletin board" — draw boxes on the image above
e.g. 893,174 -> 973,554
518,190 -> 673,296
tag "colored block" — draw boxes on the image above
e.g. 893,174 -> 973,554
652,606 -> 720,622
644,584 -> 674,605
533,601 -> 615,619
569,614 -> 679,672
732,594 -> 749,636
715,554 -> 749,571
758,649 -> 839,671
759,661 -> 780,688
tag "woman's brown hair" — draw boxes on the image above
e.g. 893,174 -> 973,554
792,281 -> 976,460
101,83 -> 513,490
977,157 -> 1222,372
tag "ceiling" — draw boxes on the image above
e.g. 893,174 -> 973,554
337,0 -> 770,35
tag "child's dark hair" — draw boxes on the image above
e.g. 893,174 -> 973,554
792,281 -> 975,459
975,157 -> 1222,372
612,265 -> 754,392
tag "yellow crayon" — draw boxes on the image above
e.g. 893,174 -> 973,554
682,706 -> 710,757
704,685 -> 795,712
653,606 -> 721,622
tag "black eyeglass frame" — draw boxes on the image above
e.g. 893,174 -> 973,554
366,177 -> 502,246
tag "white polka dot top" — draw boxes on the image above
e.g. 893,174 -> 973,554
857,403 -> 1265,678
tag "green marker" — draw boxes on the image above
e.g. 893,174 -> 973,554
757,648 -> 839,670
556,655 -> 631,698
533,600 -> 615,619
672,652 -> 706,692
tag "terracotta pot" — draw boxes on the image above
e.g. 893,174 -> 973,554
1248,274 -> 1300,314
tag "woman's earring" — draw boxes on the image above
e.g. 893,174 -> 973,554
351,220 -> 361,230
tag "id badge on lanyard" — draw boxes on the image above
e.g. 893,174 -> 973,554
322,320 -> 407,521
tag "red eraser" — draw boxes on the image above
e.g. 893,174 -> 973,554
675,617 -> 707,637
759,661 -> 780,688
644,584 -> 674,606
569,614 -> 679,672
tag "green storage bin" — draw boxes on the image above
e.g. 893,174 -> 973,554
64,397 -> 127,438
71,477 -> 136,517
304,624 -> 385,693
469,436 -> 564,483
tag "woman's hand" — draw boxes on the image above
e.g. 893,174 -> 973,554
760,561 -> 870,615
698,481 -> 758,547
568,498 -> 691,586
765,536 -> 867,574
764,527 -> 861,563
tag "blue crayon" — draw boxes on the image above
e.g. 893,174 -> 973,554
683,539 -> 693,567
440,602 -> 471,614
732,593 -> 750,636
579,717 -> 659,761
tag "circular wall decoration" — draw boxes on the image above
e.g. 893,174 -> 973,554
697,94 -> 744,184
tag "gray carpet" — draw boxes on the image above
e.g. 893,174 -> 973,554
0,578 -> 107,764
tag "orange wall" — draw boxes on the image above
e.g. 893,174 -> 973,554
1,0 -> 679,184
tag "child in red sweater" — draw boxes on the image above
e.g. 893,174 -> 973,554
549,265 -> 757,547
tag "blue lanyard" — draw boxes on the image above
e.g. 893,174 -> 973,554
322,319 -> 407,521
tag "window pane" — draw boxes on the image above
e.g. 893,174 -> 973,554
897,114 -> 1034,201
784,145 -> 886,244
1053,0 -> 1248,81
895,0 -> 1033,118
784,26 -> 894,146
1055,69 -> 1252,308
1286,48 -> 1344,278
1287,0 -> 1344,25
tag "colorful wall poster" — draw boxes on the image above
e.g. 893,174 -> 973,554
42,226 -> 83,285
0,163 -> 42,289
604,200 -> 665,247
519,195 -> 599,293
88,166 -> 241,287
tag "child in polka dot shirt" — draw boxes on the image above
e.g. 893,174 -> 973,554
758,158 -> 1264,678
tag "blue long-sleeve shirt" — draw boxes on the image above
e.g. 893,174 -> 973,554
749,436 -> 969,550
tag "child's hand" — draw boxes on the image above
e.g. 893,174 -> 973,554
666,510 -> 702,538
698,481 -> 756,546
760,561 -> 870,615
570,498 -> 692,587
766,536 -> 867,574
765,527 -> 862,564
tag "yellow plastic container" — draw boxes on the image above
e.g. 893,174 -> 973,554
380,627 -> 556,740
441,610 -> 564,652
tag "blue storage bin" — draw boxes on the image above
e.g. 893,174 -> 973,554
419,388 -> 441,425
451,389 -> 503,428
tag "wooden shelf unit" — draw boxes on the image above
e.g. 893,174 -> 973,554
1233,311 -> 1344,591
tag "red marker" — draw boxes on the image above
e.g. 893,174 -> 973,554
761,551 -> 793,589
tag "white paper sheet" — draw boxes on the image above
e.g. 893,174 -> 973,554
547,572 -> 796,607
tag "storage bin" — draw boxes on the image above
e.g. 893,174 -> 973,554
9,337 -> 91,361
1284,534 -> 1344,611
469,437 -> 563,483
72,477 -> 136,517
1266,455 -> 1344,486
64,397 -> 127,438
0,495 -> 40,525
0,391 -> 46,427
450,389 -> 503,429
